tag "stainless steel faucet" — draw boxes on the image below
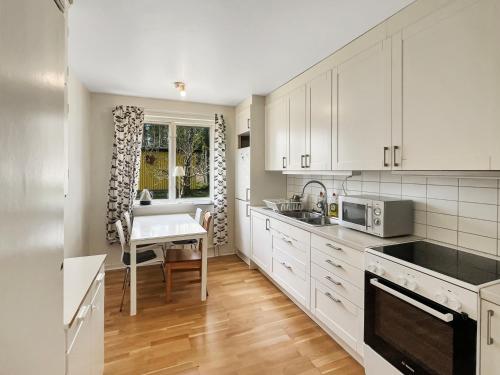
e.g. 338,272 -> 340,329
301,180 -> 328,217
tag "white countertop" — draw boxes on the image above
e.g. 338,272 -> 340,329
130,213 -> 206,242
64,255 -> 106,328
481,284 -> 500,306
252,206 -> 418,251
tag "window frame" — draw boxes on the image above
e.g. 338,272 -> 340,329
138,120 -> 215,204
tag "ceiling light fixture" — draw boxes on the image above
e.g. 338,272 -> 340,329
174,81 -> 186,97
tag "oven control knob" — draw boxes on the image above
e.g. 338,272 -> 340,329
448,298 -> 462,311
373,218 -> 381,226
397,275 -> 407,287
406,279 -> 417,291
367,263 -> 377,273
435,292 -> 448,304
373,207 -> 382,216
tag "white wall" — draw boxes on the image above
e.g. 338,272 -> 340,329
88,93 -> 235,269
288,172 -> 500,259
64,71 -> 92,258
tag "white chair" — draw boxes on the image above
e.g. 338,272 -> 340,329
169,208 -> 204,250
115,220 -> 165,312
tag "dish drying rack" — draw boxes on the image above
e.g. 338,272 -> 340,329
263,199 -> 302,213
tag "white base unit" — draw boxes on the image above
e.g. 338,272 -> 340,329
250,211 -> 272,273
481,299 -> 500,375
235,199 -> 251,259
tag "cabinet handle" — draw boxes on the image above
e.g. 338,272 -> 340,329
326,243 -> 342,251
383,147 -> 389,167
281,236 -> 293,245
325,276 -> 342,286
96,272 -> 105,283
393,146 -> 400,167
245,188 -> 250,201
301,155 -> 305,168
325,292 -> 341,303
487,309 -> 495,345
282,157 -> 287,169
66,305 -> 90,355
265,218 -> 270,231
305,154 -> 310,168
281,261 -> 292,271
325,259 -> 342,268
246,204 -> 250,218
247,118 -> 250,129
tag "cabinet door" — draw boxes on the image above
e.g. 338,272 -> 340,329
393,0 -> 500,170
481,300 -> 500,374
250,212 -> 272,273
307,70 -> 333,170
288,85 -> 307,170
337,40 -> 391,170
67,306 -> 92,375
265,98 -> 289,171
235,147 -> 250,201
90,274 -> 104,375
235,199 -> 251,258
236,107 -> 251,135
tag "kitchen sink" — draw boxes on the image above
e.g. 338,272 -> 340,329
277,211 -> 337,226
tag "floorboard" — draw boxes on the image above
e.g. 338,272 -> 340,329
104,255 -> 365,375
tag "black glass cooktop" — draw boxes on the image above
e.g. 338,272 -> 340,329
371,241 -> 500,286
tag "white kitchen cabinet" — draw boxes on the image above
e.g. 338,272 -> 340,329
66,305 -> 92,375
251,211 -> 272,273
288,85 -> 307,170
235,199 -> 251,259
90,275 -> 105,375
336,39 -> 391,170
265,97 -> 289,171
481,299 -> 500,374
235,147 -> 250,201
392,0 -> 500,170
236,106 -> 251,135
306,70 -> 334,170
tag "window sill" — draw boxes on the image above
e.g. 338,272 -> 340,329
133,198 -> 214,208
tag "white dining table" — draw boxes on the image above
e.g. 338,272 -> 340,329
129,213 -> 208,316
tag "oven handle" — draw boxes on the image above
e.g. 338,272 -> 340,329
370,278 -> 454,323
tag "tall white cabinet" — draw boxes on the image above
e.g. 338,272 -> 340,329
234,95 -> 286,263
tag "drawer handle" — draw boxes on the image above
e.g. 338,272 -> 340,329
325,292 -> 341,303
326,243 -> 342,251
325,259 -> 342,268
281,236 -> 293,245
325,276 -> 342,286
487,309 -> 495,345
96,272 -> 105,283
66,305 -> 90,355
281,261 -> 292,271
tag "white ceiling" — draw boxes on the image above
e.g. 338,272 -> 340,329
69,0 -> 414,106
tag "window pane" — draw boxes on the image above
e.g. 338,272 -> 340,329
175,126 -> 210,198
137,123 -> 169,199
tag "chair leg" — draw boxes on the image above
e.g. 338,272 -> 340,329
166,266 -> 173,302
120,268 -> 130,312
161,263 -> 166,282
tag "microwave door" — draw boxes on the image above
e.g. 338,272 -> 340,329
341,201 -> 369,232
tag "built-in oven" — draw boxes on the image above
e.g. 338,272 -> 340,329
364,272 -> 477,375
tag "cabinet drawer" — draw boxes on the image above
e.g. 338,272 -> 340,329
272,257 -> 309,308
311,263 -> 363,307
270,218 -> 310,248
311,278 -> 363,356
312,248 -> 364,287
311,234 -> 363,269
273,246 -> 306,281
273,233 -> 307,263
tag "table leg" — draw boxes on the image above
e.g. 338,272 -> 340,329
201,234 -> 208,301
130,242 -> 137,315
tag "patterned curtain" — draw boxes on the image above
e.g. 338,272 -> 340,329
213,114 -> 228,249
106,105 -> 144,242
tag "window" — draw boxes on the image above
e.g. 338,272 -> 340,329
137,122 -> 212,202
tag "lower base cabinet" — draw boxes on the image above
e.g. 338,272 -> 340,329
66,268 -> 105,375
310,278 -> 364,357
481,299 -> 500,374
250,211 -> 272,273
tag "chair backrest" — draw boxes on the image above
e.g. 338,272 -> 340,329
194,207 -> 203,224
123,211 -> 132,232
198,212 -> 213,252
115,220 -> 128,264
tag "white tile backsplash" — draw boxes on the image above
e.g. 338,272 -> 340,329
286,172 -> 500,258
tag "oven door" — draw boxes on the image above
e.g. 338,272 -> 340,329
364,272 -> 476,375
339,197 -> 372,233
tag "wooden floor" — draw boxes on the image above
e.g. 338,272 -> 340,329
104,255 -> 365,375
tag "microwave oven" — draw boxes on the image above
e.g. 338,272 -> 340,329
339,195 -> 413,237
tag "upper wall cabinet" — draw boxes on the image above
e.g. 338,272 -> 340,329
392,0 -> 500,170
236,106 -> 251,135
265,97 -> 289,171
337,40 -> 392,170
288,85 -> 308,170
307,70 -> 334,170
